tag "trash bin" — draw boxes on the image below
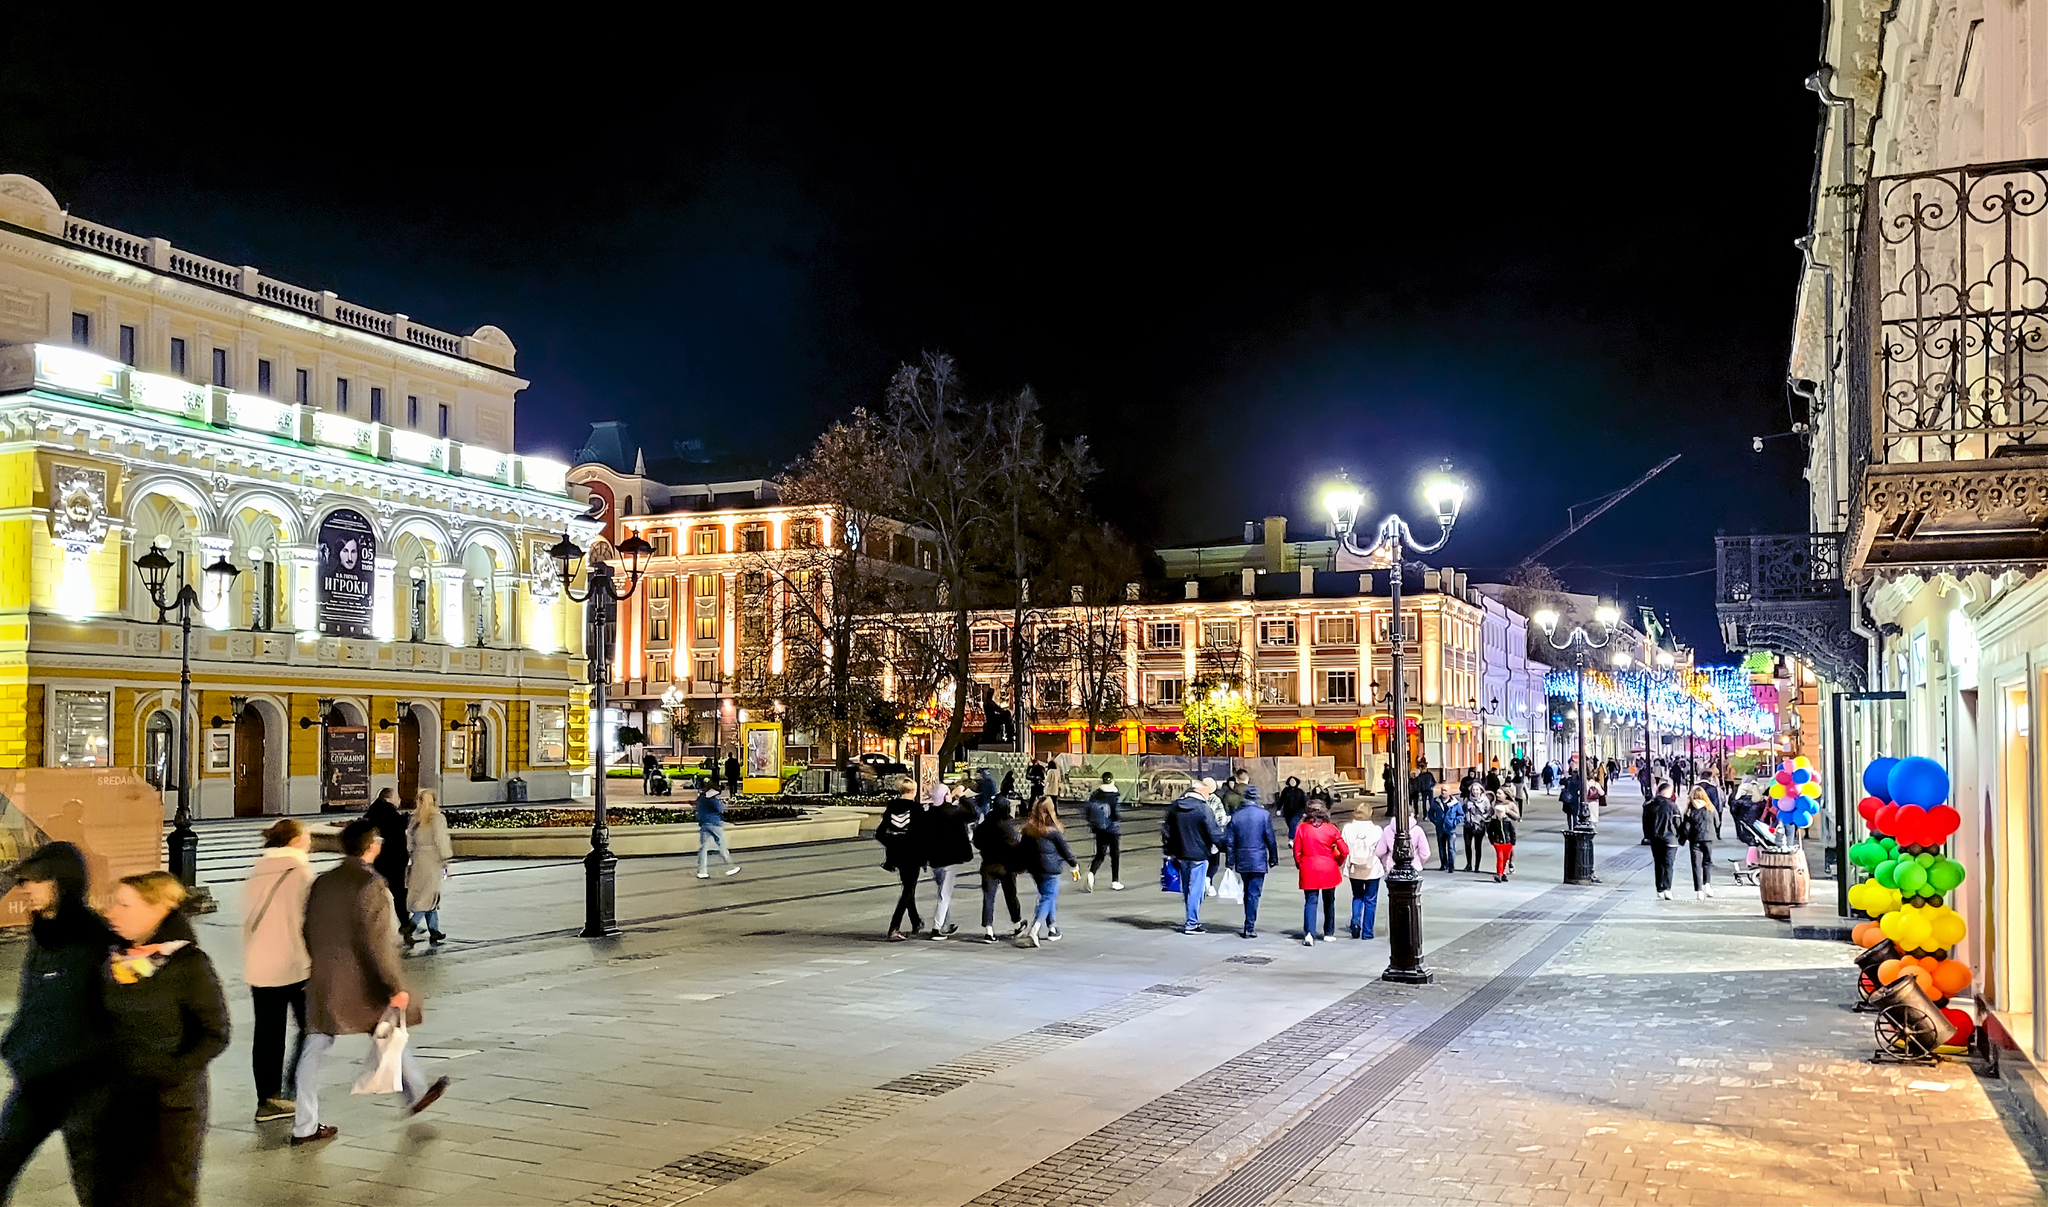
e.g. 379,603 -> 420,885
505,776 -> 528,802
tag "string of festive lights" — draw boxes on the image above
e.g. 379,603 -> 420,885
1543,665 -> 1775,738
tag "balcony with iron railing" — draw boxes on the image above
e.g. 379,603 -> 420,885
1852,157 -> 2048,572
1715,533 -> 1866,689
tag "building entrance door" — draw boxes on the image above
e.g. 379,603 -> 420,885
233,707 -> 267,818
398,710 -> 421,804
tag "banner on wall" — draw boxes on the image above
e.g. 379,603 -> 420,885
325,727 -> 370,807
316,508 -> 377,637
0,769 -> 163,923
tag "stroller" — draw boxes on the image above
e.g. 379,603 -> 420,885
1725,818 -> 1783,887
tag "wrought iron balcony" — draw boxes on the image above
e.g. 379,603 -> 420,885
1853,157 -> 2048,573
1715,534 -> 1865,689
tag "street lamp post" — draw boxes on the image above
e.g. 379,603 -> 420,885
1325,466 -> 1465,985
1533,604 -> 1618,886
133,544 -> 240,890
550,530 -> 654,939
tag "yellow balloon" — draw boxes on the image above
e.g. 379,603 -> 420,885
1801,782 -> 1822,797
1794,756 -> 1812,770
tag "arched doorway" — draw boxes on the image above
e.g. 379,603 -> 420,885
142,710 -> 174,790
470,715 -> 493,781
398,709 -> 422,804
233,706 -> 267,817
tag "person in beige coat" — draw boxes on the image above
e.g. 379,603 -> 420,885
242,818 -> 314,1122
404,790 -> 453,946
290,819 -> 448,1146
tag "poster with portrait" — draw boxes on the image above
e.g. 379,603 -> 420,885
316,508 -> 377,637
742,721 -> 783,795
324,727 -> 370,807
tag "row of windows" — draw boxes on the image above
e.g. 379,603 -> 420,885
636,656 -> 721,684
1140,614 -> 1418,651
72,314 -> 451,437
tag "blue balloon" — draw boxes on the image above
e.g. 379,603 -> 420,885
1863,757 -> 1900,802
1791,768 -> 1811,785
1888,756 -> 1951,808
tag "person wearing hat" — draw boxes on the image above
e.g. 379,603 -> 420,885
0,842 -> 117,1203
1220,786 -> 1278,938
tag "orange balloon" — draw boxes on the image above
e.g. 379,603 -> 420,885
1934,960 -> 1973,995
1914,968 -> 1941,1000
1855,922 -> 1885,948
1878,959 -> 1905,984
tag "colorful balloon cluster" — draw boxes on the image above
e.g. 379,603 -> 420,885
1767,757 -> 1822,827
1847,754 -> 1975,1046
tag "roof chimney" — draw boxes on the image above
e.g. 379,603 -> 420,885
1242,568 -> 1257,596
1185,578 -> 1200,600
1299,564 -> 1315,594
1244,521 -> 1257,543
1263,515 -> 1287,573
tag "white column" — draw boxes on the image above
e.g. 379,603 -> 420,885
291,544 -> 318,633
440,565 -> 468,647
373,556 -> 397,642
496,570 -> 520,648
199,537 -> 233,630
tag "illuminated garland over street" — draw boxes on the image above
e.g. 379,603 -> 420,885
1543,665 -> 1775,739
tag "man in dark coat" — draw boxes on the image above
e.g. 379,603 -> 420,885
725,753 -> 743,795
0,843 -> 116,1202
362,789 -> 410,938
1162,787 -> 1225,934
924,793 -> 975,939
1276,776 -> 1309,841
1220,787 -> 1279,938
291,820 -> 448,1145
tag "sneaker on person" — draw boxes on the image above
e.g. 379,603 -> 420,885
1302,934 -> 1316,947
1110,881 -> 1125,890
1045,926 -> 1061,942
696,871 -> 710,879
725,866 -> 741,876
255,1097 -> 295,1122
929,929 -> 949,940
1085,872 -> 1095,892
1703,885 -> 1714,897
982,928 -> 999,944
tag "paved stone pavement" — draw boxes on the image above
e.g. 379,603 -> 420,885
4,790 -> 2042,1206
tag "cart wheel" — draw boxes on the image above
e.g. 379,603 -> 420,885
1875,1007 -> 1935,1058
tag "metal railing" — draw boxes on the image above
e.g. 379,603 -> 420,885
1715,533 -> 1846,604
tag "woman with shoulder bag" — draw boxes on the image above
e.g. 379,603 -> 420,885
1291,804 -> 1350,947
1339,811 -> 1384,939
1485,800 -> 1518,882
242,819 -> 314,1123
1461,788 -> 1488,873
405,790 -> 454,945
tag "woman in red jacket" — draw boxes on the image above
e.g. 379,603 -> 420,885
1292,803 -> 1350,946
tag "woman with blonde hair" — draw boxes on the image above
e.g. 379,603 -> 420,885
243,818 -> 314,1121
1681,786 -> 1718,900
101,871 -> 230,1207
406,789 -> 454,945
1018,797 -> 1078,948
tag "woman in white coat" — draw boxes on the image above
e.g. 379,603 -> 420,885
242,818 -> 314,1122
406,789 -> 454,945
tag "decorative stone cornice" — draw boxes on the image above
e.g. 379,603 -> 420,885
1864,461 -> 2048,525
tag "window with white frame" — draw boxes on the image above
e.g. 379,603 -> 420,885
51,690 -> 111,767
1201,620 -> 1238,648
971,627 -> 1010,654
1322,669 -> 1359,705
1376,613 -> 1419,642
1038,679 -> 1069,709
1151,675 -> 1184,706
1257,671 -> 1296,706
1314,614 -> 1358,645
1258,618 -> 1297,646
1149,621 -> 1183,649
533,704 -> 568,764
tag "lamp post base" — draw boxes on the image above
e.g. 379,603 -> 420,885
1380,870 -> 1434,985
582,839 -> 619,938
1564,827 -> 1599,885
167,824 -> 200,887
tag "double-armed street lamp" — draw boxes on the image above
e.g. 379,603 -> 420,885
1324,466 -> 1466,985
1533,604 -> 1619,885
133,543 -> 241,888
549,529 -> 655,939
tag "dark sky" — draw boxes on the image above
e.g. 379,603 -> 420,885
1,12 -> 1822,657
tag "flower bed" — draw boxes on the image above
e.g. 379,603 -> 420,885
446,803 -> 805,830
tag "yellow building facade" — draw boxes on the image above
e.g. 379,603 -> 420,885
0,174 -> 596,817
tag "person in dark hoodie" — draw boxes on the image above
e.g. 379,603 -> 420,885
876,786 -> 926,940
1162,784 -> 1225,934
1645,781 -> 1683,900
0,842 -> 117,1203
362,788 -> 411,939
100,871 -> 230,1207
973,797 -> 1027,943
1276,776 -> 1309,841
1084,773 -> 1123,891
924,790 -> 975,940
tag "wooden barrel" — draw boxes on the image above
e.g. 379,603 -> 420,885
1759,848 -> 1810,920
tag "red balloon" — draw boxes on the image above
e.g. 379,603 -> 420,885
1875,804 -> 1901,836
1892,806 -> 1925,848
1858,796 -> 1884,825
1942,1006 -> 1975,1046
1927,804 -> 1961,841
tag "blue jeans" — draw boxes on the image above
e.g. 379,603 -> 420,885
1032,872 -> 1061,931
408,909 -> 439,935
1178,859 -> 1208,929
1434,828 -> 1455,871
697,822 -> 733,873
293,1029 -> 429,1137
1349,877 -> 1380,937
1303,887 -> 1335,937
1241,872 -> 1266,931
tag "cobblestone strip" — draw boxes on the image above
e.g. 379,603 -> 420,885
567,979 -> 1213,1207
967,848 -> 1652,1207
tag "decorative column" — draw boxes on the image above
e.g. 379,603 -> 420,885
373,555 -> 397,643
199,537 -> 234,630
496,569 -> 520,649
291,544 -> 318,633
439,564 -> 467,647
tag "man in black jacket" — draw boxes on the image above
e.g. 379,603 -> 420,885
0,842 -> 117,1202
1162,788 -> 1225,934
924,794 -> 975,939
1277,777 -> 1309,841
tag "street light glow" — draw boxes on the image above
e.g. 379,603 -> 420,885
1321,482 -> 1365,534
1594,605 -> 1620,627
1532,608 -> 1559,634
1424,475 -> 1466,524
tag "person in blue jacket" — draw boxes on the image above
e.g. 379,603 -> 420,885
1426,790 -> 1463,873
1161,786 -> 1226,933
1220,787 -> 1279,938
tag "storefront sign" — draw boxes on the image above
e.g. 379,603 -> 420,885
316,508 -> 377,637
325,726 -> 370,806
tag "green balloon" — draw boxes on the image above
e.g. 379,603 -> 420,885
1876,859 -> 1900,889
1917,852 -> 1936,868
1928,862 -> 1965,893
1896,863 -> 1930,895
1883,837 -> 1900,853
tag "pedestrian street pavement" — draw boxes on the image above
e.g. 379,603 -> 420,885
6,790 -> 2045,1205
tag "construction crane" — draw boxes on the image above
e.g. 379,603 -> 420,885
1515,455 -> 1682,568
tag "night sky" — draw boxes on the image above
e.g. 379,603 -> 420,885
2,11 -> 1823,656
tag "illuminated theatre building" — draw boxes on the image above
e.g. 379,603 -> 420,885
0,174 -> 595,816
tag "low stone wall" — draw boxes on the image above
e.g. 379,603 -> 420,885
446,807 -> 863,858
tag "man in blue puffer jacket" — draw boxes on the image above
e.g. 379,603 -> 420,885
1426,790 -> 1463,873
1161,786 -> 1225,934
1220,787 -> 1279,938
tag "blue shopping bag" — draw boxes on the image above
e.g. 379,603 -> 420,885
1160,857 -> 1182,893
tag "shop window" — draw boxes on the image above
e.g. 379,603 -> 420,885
1149,621 -> 1183,650
1323,670 -> 1359,705
51,690 -> 111,767
1258,671 -> 1296,706
534,704 -> 567,764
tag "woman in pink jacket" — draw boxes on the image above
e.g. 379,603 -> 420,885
1291,804 -> 1349,946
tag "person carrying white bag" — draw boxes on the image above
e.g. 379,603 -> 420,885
289,819 -> 450,1146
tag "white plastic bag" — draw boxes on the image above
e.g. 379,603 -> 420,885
1215,867 -> 1244,903
353,1010 -> 408,1095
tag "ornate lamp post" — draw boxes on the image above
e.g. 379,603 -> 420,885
1533,604 -> 1618,885
550,529 -> 654,938
1324,465 -> 1465,985
134,543 -> 240,888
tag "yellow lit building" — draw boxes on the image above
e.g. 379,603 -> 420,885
0,173 -> 596,816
